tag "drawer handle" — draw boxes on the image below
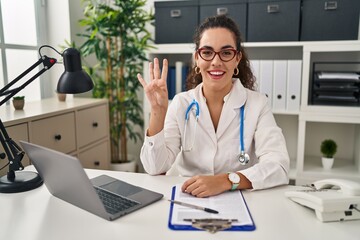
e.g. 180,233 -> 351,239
94,161 -> 100,166
170,9 -> 181,18
54,134 -> 62,141
92,122 -> 98,128
217,7 -> 228,15
325,1 -> 337,10
267,4 -> 280,13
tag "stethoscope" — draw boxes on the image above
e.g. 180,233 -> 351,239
182,99 -> 250,165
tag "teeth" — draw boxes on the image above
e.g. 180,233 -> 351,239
210,71 -> 224,75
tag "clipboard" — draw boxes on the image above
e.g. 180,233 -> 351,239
168,186 -> 256,232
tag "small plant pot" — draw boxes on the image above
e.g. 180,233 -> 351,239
321,157 -> 334,170
12,99 -> 25,110
110,154 -> 137,172
57,93 -> 66,102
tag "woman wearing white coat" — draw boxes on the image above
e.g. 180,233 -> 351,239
137,15 -> 289,198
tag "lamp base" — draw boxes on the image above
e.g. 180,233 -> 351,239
0,171 -> 43,193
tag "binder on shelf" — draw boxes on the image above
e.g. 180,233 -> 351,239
167,66 -> 176,99
259,60 -> 273,107
168,185 -> 256,232
175,61 -> 190,93
273,60 -> 287,112
286,60 -> 302,111
182,65 -> 189,92
175,61 -> 183,94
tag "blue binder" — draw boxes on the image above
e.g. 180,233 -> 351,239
168,186 -> 256,231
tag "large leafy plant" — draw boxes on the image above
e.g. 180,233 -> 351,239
78,0 -> 154,163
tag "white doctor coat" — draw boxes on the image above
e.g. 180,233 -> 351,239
141,79 -> 290,190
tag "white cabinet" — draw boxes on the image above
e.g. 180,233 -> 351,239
0,98 -> 111,177
143,41 -> 360,185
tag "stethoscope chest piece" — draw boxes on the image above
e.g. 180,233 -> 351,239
238,151 -> 250,165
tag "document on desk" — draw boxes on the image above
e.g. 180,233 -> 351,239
168,184 -> 255,231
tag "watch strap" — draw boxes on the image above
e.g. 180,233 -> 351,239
231,182 -> 239,191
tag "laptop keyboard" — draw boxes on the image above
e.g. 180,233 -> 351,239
94,187 -> 140,215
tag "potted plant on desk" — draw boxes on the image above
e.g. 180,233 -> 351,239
320,139 -> 337,170
78,0 -> 154,172
12,96 -> 25,110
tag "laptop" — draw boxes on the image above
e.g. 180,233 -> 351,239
20,141 -> 163,221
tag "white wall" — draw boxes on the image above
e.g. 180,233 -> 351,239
45,0 -> 71,98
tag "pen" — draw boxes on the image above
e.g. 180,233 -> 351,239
168,199 -> 219,214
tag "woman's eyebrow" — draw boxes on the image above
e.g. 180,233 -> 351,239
200,45 -> 236,50
221,45 -> 235,49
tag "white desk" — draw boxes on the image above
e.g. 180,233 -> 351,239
0,166 -> 359,240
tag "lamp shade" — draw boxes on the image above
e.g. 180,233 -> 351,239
57,48 -> 94,93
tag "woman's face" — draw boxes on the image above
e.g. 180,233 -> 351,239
195,27 -> 241,94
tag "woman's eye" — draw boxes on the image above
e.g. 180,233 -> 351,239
222,50 -> 232,56
202,50 -> 213,56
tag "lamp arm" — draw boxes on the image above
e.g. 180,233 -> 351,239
0,55 -> 56,180
0,55 -> 57,106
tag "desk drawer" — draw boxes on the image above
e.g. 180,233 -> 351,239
77,104 -> 108,148
31,112 -> 76,153
78,141 -> 109,169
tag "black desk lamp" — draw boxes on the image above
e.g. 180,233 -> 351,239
0,45 -> 93,193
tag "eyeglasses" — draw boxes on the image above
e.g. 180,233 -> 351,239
197,48 -> 238,62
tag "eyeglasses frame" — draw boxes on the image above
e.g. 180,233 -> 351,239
197,47 -> 239,62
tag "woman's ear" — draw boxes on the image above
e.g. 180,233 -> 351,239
193,51 -> 199,66
236,51 -> 242,63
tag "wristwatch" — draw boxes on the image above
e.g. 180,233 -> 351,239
227,172 -> 240,191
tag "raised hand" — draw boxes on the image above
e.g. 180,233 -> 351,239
137,58 -> 169,136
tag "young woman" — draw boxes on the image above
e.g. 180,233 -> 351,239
137,15 -> 289,198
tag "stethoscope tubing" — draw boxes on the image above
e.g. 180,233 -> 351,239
183,99 -> 248,165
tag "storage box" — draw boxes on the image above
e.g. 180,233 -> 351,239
155,1 -> 199,44
301,0 -> 360,41
247,0 -> 301,42
199,0 -> 248,41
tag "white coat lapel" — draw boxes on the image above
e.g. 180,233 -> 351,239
195,85 -> 217,145
216,80 -> 247,139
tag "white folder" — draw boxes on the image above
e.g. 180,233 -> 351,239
273,60 -> 287,111
259,60 -> 273,107
286,60 -> 302,111
175,61 -> 183,94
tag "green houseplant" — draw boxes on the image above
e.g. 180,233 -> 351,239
78,0 -> 154,166
320,139 -> 337,170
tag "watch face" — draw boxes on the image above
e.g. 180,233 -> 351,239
229,173 -> 240,184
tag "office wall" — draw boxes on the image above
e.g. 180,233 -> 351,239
45,0 -> 71,98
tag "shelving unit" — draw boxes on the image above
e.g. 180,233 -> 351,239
143,40 -> 360,185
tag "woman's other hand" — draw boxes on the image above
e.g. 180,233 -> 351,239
137,58 -> 169,136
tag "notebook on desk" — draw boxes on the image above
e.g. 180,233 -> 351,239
20,141 -> 163,221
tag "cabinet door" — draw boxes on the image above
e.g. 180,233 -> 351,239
78,141 -> 109,170
0,123 -> 29,177
31,113 -> 76,153
77,104 -> 108,148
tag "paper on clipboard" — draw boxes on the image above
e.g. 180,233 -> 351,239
168,184 -> 255,231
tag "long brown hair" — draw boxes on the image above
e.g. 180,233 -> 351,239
186,15 -> 256,91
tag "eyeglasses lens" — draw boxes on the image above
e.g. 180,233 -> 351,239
199,49 -> 236,62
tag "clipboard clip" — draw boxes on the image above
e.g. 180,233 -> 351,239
183,218 -> 238,233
